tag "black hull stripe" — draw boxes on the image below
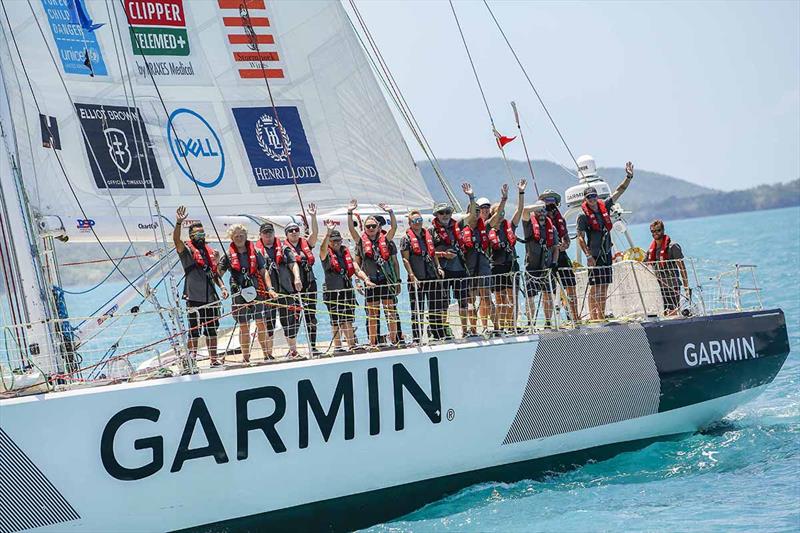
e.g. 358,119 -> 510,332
177,434 -> 683,533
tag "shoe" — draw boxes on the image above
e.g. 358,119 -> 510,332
310,348 -> 324,357
285,350 -> 300,359
210,360 -> 223,368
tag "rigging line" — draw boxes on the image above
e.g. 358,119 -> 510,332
521,114 -> 579,179
59,245 -> 133,295
511,101 -> 540,197
2,2 -> 146,299
347,0 -> 462,212
482,0 -> 580,171
448,0 -> 514,182
240,3 -> 307,222
117,1 -> 227,251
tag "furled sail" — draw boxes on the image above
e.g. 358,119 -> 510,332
0,0 -> 433,243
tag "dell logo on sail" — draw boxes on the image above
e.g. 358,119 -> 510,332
167,108 -> 225,188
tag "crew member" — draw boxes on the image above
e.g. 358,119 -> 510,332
284,202 -> 319,354
255,222 -> 304,359
576,161 -> 635,320
431,201 -> 469,338
218,224 -> 275,364
173,206 -> 228,368
489,180 -> 525,332
401,209 -> 445,343
540,188 -> 580,323
350,200 -> 401,347
522,201 -> 560,327
647,219 -> 690,315
320,222 -> 373,352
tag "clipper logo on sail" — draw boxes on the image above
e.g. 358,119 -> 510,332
100,358 -> 442,480
232,106 -> 319,187
75,103 -> 164,189
126,0 -> 189,56
683,337 -> 758,367
167,108 -> 225,188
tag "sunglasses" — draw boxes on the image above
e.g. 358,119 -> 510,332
286,228 -> 300,233
586,194 -> 598,200
410,217 -> 423,224
651,229 -> 663,234
543,197 -> 557,203
479,204 -> 491,209
331,239 -> 342,243
365,224 -> 378,230
191,231 -> 206,238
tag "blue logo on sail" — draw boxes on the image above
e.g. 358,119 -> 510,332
41,0 -> 108,76
167,108 -> 225,188
232,106 -> 320,187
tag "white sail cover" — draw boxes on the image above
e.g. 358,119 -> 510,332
0,0 -> 433,242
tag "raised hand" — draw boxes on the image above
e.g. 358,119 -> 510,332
176,206 -> 188,223
348,198 -> 358,212
500,183 -> 509,200
461,182 -> 473,196
517,179 -> 527,192
625,161 -> 634,179
307,203 -> 317,216
378,202 -> 393,213
325,220 -> 337,231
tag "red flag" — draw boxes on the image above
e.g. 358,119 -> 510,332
495,130 -> 516,148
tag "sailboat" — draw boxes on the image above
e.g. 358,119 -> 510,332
0,1 -> 790,532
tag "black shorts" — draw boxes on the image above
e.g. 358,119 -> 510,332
556,252 -> 577,288
491,262 -> 517,291
588,254 -> 614,286
324,288 -> 356,325
364,282 -> 397,304
186,300 -> 220,339
443,269 -> 470,306
272,295 -> 301,338
525,269 -> 555,297
262,301 -> 278,333
661,285 -> 680,311
232,300 -> 266,325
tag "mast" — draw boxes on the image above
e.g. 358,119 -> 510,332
0,77 -> 60,375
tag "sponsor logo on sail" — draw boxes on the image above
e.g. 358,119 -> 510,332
76,218 -> 95,232
232,106 -> 319,187
126,0 -> 190,56
39,114 -> 61,150
100,358 -> 441,480
75,103 -> 164,189
217,0 -> 285,80
683,337 -> 759,367
41,0 -> 108,76
138,222 -> 159,230
167,108 -> 225,188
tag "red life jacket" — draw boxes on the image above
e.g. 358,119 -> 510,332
531,214 -> 555,247
461,217 -> 489,251
581,199 -> 613,232
185,240 -> 218,275
255,237 -> 284,265
406,228 -> 435,256
228,241 -> 258,275
328,246 -> 355,277
288,237 -> 315,266
432,218 -> 464,248
488,219 -> 517,250
549,208 -> 568,239
361,231 -> 391,262
647,234 -> 671,264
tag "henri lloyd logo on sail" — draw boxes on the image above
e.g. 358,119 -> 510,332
167,108 -> 225,188
100,358 -> 442,480
232,106 -> 320,187
75,103 -> 164,189
684,336 -> 759,367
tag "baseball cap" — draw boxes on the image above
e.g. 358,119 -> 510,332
329,229 -> 342,240
539,189 -> 561,204
584,186 -> 598,198
284,222 -> 300,234
433,202 -> 452,214
259,222 -> 274,233
476,197 -> 491,208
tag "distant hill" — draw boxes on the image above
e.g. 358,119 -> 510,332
628,179 -> 800,223
417,158 -> 717,211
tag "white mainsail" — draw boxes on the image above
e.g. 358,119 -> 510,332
0,0 -> 433,243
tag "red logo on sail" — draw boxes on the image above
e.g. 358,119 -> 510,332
218,0 -> 284,80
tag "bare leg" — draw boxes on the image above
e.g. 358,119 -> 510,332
342,322 -> 356,349
255,320 -> 272,359
543,292 -> 553,324
207,336 -> 218,363
367,305 -> 379,345
385,300 -> 399,343
598,284 -> 609,318
566,286 -> 579,323
331,324 -> 342,349
239,322 -> 251,363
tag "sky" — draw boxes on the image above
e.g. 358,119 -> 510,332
348,0 -> 800,191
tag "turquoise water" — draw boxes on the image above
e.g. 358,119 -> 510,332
364,206 -> 800,532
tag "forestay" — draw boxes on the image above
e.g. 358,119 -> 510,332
0,0 -> 433,243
